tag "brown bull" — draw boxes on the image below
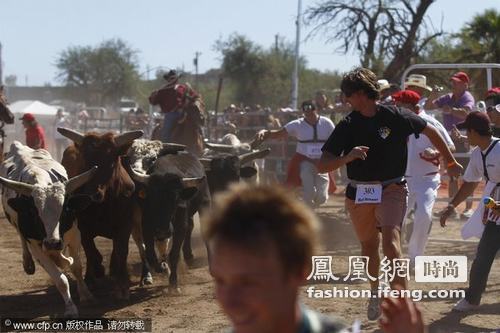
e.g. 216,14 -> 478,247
59,128 -> 143,299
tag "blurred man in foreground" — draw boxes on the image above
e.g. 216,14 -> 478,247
204,184 -> 426,333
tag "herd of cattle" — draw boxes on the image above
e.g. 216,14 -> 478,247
0,128 -> 270,317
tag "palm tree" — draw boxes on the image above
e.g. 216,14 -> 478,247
460,9 -> 500,63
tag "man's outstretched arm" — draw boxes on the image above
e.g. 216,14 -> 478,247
317,147 -> 369,173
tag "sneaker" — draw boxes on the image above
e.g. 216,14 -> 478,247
452,298 -> 479,312
367,295 -> 381,320
460,209 -> 474,219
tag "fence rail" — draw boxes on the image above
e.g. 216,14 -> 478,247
205,109 -> 476,189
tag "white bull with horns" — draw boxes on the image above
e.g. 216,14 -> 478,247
0,141 -> 97,317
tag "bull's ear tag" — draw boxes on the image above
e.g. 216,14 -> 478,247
378,127 -> 391,139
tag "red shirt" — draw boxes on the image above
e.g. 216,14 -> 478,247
149,84 -> 199,113
26,124 -> 46,149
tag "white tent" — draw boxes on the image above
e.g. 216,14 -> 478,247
9,100 -> 58,116
4,100 -> 61,159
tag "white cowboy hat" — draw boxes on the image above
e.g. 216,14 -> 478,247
404,74 -> 432,92
377,79 -> 391,91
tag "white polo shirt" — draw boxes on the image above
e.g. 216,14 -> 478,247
284,116 -> 335,159
405,110 -> 455,177
463,137 -> 500,224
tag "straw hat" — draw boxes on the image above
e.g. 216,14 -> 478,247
404,74 -> 432,92
377,79 -> 391,91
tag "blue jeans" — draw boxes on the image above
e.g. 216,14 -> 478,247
299,160 -> 329,207
161,111 -> 183,143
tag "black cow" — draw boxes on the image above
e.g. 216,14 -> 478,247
128,151 -> 210,293
200,149 -> 271,194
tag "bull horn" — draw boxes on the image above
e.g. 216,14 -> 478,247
162,143 -> 186,151
205,142 -> 234,153
249,137 -> 264,150
199,158 -> 212,171
238,148 -> 271,165
181,176 -> 204,188
130,168 -> 150,185
115,130 -> 144,148
57,127 -> 84,145
65,166 -> 98,194
0,176 -> 35,196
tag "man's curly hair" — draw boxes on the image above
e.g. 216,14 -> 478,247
340,67 -> 380,100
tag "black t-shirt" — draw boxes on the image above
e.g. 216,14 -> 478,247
322,104 -> 427,182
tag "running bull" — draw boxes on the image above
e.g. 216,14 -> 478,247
0,141 -> 97,317
58,127 -> 143,300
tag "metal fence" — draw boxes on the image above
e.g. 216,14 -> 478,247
205,108 -> 485,201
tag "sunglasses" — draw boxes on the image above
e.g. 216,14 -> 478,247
486,106 -> 498,113
302,104 -> 315,112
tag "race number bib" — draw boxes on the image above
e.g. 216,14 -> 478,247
355,184 -> 382,204
306,144 -> 323,159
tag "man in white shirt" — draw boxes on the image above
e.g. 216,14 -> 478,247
393,90 -> 455,263
439,111 -> 500,312
255,100 -> 335,206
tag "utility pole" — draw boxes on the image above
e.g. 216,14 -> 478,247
193,51 -> 201,89
146,64 -> 153,122
275,34 -> 279,52
0,42 -> 3,86
291,0 -> 302,110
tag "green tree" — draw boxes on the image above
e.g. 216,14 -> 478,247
421,9 -> 500,64
458,9 -> 500,63
56,38 -> 139,105
215,34 -> 332,108
214,34 -> 266,105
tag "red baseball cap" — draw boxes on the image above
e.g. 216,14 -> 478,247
486,87 -> 500,98
456,111 -> 491,133
19,113 -> 35,122
450,72 -> 469,84
392,90 -> 421,105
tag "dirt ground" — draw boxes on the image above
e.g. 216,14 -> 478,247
0,188 -> 499,333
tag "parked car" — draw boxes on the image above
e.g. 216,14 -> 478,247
119,99 -> 139,113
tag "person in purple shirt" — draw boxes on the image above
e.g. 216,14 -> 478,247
424,71 -> 475,218
425,71 -> 475,130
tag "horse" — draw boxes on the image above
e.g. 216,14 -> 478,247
169,93 -> 206,157
0,86 -> 15,162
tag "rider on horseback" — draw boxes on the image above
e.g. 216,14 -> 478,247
148,70 -> 201,143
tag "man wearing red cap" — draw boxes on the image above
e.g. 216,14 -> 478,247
426,71 -> 475,130
440,111 -> 500,312
485,87 -> 500,137
425,71 -> 475,218
20,113 -> 46,150
393,90 -> 455,264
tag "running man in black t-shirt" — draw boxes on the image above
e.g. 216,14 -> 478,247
318,68 -> 463,321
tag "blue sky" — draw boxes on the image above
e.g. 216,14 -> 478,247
1,0 -> 498,86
